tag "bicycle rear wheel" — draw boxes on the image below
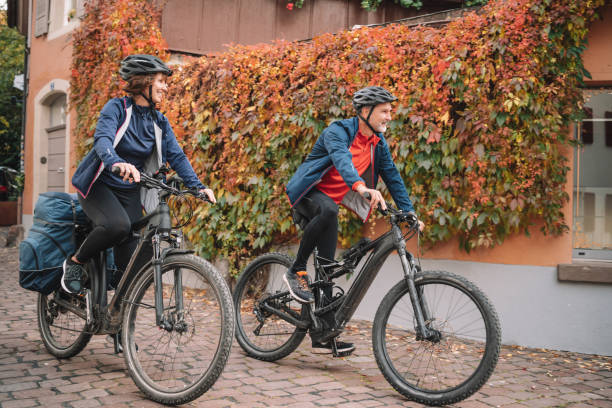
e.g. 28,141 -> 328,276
372,270 -> 501,406
234,253 -> 307,361
122,254 -> 234,405
37,291 -> 92,358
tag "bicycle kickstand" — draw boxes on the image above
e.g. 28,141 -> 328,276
85,289 -> 93,326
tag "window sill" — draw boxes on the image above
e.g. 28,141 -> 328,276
47,20 -> 79,41
558,261 -> 612,284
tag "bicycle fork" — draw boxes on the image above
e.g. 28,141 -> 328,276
152,234 -> 187,332
394,226 -> 438,342
152,234 -> 166,328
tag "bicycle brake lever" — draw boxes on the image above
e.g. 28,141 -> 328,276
401,211 -> 419,230
193,189 -> 213,203
362,192 -> 389,215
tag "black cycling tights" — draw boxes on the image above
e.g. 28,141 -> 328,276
75,182 -> 142,272
290,189 -> 339,273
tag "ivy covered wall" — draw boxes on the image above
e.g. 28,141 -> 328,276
71,0 -> 604,273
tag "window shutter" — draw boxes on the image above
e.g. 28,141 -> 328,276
77,0 -> 86,19
34,0 -> 49,37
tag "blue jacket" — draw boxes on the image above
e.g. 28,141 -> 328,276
72,97 -> 205,208
286,117 -> 415,222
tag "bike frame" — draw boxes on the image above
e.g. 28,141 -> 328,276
51,182 -> 192,335
291,212 -> 436,342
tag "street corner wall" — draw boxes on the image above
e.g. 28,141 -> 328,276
23,16 -> 75,220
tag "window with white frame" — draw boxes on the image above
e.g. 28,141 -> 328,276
573,90 -> 612,261
34,0 -> 85,39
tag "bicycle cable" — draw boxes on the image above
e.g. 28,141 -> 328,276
415,226 -> 422,271
169,192 -> 195,229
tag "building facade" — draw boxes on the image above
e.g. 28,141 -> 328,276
11,0 -> 612,355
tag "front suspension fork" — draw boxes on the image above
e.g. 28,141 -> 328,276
395,228 -> 434,340
152,234 -> 185,330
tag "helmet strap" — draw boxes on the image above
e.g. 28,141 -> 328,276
140,84 -> 155,108
358,106 -> 378,135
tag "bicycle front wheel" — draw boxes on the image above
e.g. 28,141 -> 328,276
37,291 -> 92,358
122,254 -> 234,405
234,253 -> 307,361
372,270 -> 501,406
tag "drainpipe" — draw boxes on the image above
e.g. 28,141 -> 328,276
18,0 -> 33,226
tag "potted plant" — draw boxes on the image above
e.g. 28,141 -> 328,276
0,166 -> 23,226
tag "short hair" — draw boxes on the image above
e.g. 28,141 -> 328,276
123,74 -> 155,96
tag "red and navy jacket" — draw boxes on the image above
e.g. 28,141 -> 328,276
286,117 -> 415,222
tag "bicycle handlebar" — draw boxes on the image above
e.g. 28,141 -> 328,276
362,192 -> 418,230
110,166 -> 212,203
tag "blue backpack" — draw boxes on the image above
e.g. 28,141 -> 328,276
19,192 -> 88,294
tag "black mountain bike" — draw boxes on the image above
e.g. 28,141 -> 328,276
234,203 -> 501,406
37,170 -> 235,405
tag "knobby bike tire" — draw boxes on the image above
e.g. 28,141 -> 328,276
233,253 -> 307,361
122,254 -> 234,405
372,270 -> 501,406
37,291 -> 92,358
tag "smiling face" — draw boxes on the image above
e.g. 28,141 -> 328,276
360,102 -> 393,134
150,72 -> 168,104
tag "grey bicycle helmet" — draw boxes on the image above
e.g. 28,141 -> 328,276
352,86 -> 397,134
352,86 -> 397,112
119,54 -> 172,81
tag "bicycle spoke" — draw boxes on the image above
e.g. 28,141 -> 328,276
378,276 -> 494,394
234,253 -> 306,361
124,256 -> 232,400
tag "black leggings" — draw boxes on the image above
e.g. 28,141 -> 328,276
291,189 -> 339,273
75,182 -> 142,272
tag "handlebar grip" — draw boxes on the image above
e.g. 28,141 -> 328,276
193,190 -> 212,203
361,191 -> 389,214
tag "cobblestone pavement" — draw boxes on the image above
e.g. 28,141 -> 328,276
1,229 -> 611,408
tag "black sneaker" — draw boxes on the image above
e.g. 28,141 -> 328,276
61,257 -> 87,294
312,340 -> 355,355
283,270 -> 314,303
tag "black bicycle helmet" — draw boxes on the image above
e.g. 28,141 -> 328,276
352,86 -> 397,112
119,54 -> 172,81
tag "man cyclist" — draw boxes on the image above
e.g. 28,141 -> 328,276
285,86 -> 423,354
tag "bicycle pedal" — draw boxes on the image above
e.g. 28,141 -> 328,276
330,338 -> 355,358
332,349 -> 354,358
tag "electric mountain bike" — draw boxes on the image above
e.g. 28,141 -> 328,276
234,203 -> 501,406
37,169 -> 235,405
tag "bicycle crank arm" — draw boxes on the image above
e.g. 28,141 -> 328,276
259,303 -> 310,329
51,296 -> 88,321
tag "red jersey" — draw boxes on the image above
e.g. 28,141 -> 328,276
316,131 -> 380,204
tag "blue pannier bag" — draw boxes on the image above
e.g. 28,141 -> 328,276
19,192 -> 88,294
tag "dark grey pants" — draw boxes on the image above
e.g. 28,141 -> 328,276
290,188 -> 339,273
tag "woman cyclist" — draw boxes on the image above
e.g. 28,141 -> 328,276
64,54 -> 215,295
